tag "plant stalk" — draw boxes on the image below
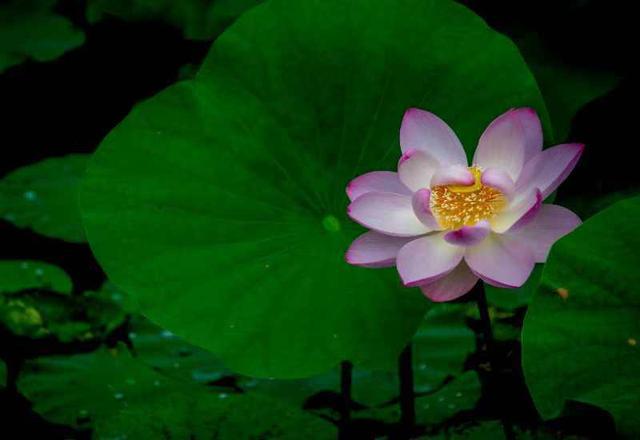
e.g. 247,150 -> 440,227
476,284 -> 515,440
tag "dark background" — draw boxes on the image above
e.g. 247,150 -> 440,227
0,0 -> 635,438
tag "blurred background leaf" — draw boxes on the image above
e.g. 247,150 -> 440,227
0,288 -> 125,344
0,0 -> 84,73
0,260 -> 72,295
18,346 -> 336,437
0,154 -> 88,243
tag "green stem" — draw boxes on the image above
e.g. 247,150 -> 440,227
476,284 -> 515,440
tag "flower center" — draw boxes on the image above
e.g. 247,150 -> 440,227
430,166 -> 506,230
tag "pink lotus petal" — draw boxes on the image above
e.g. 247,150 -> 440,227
490,189 -> 542,233
516,143 -> 584,199
420,262 -> 479,302
518,108 -> 544,162
345,231 -> 414,268
411,189 -> 441,230
444,221 -> 491,246
465,233 -> 535,288
507,204 -> 581,262
398,149 -> 440,192
396,233 -> 464,287
430,165 -> 475,187
473,108 -> 530,181
400,108 -> 467,166
480,168 -> 515,197
348,192 -> 429,237
346,171 -> 411,202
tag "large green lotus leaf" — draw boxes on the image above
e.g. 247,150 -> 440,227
522,196 -> 640,437
86,0 -> 262,41
80,0 -> 548,378
0,0 -> 85,73
0,260 -> 72,294
0,155 -> 88,242
19,347 -> 334,437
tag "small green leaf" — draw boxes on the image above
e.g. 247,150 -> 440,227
522,196 -> 640,437
19,347 -> 335,438
0,0 -> 85,73
434,422 -> 555,439
0,154 -> 88,242
436,421 -> 505,439
0,260 -> 72,295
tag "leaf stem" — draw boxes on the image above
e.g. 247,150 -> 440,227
476,284 -> 494,347
476,284 -> 515,440
4,355 -> 23,395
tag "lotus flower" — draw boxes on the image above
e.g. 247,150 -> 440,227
345,108 -> 583,301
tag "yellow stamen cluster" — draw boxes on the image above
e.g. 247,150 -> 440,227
430,167 -> 505,230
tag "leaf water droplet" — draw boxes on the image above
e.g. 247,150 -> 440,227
23,190 -> 38,201
322,215 -> 341,232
